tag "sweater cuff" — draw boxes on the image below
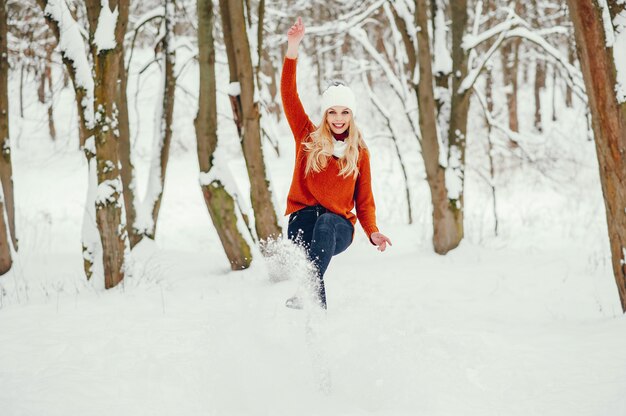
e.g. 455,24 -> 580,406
362,225 -> 379,245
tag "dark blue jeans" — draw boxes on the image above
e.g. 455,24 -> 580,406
287,205 -> 354,308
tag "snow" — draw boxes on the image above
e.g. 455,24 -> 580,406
43,0 -> 95,127
433,5 -> 452,76
84,136 -> 96,155
445,143 -> 463,200
612,9 -> 626,103
599,0 -> 616,46
3,35 -> 626,416
130,6 -> 165,33
349,27 -> 405,97
305,0 -> 389,38
82,158 -> 103,288
95,177 -> 123,206
227,81 -> 241,96
93,0 -> 119,53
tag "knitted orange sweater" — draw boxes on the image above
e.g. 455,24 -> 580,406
281,57 -> 379,239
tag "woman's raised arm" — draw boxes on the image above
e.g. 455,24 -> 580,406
281,16 -> 313,140
286,16 -> 304,59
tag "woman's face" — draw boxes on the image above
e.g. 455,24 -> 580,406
326,106 -> 352,135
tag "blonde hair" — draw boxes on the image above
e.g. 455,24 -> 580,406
303,113 -> 367,179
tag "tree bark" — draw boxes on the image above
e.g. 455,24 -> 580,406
220,0 -> 280,243
0,0 -> 14,273
567,0 -> 626,311
86,0 -> 129,289
414,0 -> 460,254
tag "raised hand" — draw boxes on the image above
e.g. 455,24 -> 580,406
287,16 -> 305,46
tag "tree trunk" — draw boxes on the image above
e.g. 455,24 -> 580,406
0,0 -> 17,250
86,0 -> 129,289
534,57 -> 545,131
141,0 -> 176,240
445,0 -> 470,246
220,0 -> 280,243
414,0 -> 459,254
43,47 -> 57,140
19,65 -> 24,119
501,40 -> 519,134
0,0 -> 14,272
116,46 -> 140,247
567,0 -> 626,311
566,39 -> 575,107
196,0 -> 251,270
531,0 -> 545,132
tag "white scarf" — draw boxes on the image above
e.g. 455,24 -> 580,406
332,138 -> 347,158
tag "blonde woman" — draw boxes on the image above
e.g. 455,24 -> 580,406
281,17 -> 392,309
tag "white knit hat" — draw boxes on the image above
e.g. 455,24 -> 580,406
321,84 -> 357,117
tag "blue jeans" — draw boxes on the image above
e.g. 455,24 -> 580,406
287,205 -> 354,308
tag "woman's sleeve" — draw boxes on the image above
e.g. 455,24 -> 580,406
280,57 -> 314,141
354,149 -> 380,243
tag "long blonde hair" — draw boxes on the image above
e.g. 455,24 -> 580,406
303,114 -> 367,179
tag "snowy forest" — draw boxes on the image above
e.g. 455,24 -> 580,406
1,0 -> 626,414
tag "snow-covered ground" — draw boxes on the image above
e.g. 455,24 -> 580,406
1,52 -> 625,416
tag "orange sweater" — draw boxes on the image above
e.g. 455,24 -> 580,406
281,57 -> 379,240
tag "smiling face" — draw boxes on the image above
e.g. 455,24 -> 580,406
326,106 -> 352,135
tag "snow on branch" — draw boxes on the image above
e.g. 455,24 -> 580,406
461,14 -> 527,50
433,3 -> 452,76
93,0 -> 119,53
459,12 -> 585,101
348,26 -> 405,98
42,0 -> 95,127
388,0 -> 418,57
42,1 -> 93,93
502,27 -> 586,99
129,6 -> 165,33
598,0 -> 616,46
609,7 -> 626,103
458,30 -> 507,94
305,0 -> 387,37
96,177 -> 123,206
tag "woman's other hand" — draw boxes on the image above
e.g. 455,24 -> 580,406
286,17 -> 304,59
371,232 -> 393,252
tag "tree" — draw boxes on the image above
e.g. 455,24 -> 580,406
85,0 -> 130,288
135,0 -> 177,241
413,0 -> 464,253
566,0 -> 626,311
219,0 -> 281,243
195,0 -> 252,270
39,0 -> 129,288
380,0 -> 467,253
0,0 -> 16,273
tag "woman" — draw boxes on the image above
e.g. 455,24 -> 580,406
281,17 -> 392,309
